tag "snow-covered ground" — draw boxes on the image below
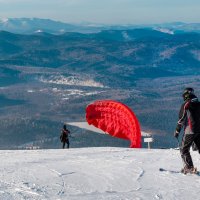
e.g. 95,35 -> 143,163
0,147 -> 200,200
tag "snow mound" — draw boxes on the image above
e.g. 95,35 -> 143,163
0,18 -> 9,24
0,147 -> 199,200
35,29 -> 43,33
153,27 -> 174,35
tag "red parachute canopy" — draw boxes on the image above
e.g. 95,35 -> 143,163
86,100 -> 141,148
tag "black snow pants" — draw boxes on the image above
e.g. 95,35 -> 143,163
181,127 -> 200,169
62,138 -> 69,149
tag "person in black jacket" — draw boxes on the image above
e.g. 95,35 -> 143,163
60,124 -> 70,149
174,87 -> 200,174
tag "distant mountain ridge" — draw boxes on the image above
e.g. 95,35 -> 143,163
0,18 -> 84,34
0,18 -> 200,34
0,29 -> 199,80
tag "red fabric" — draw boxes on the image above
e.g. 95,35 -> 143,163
86,100 -> 141,148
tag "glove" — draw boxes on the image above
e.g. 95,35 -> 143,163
174,131 -> 179,138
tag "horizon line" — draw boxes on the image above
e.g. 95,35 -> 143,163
0,17 -> 200,26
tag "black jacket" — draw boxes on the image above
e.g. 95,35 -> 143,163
60,128 -> 70,142
176,94 -> 200,134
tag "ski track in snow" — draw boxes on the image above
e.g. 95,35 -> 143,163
0,148 -> 200,199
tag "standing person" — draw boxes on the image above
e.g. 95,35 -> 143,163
60,124 -> 70,149
174,87 -> 200,174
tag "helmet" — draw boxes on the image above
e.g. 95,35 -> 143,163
182,87 -> 194,101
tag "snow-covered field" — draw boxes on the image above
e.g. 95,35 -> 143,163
0,147 -> 200,200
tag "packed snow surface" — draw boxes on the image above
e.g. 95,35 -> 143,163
0,147 -> 200,200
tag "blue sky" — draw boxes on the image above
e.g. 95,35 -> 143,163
0,0 -> 199,24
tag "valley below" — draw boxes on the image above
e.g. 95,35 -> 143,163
0,28 -> 200,149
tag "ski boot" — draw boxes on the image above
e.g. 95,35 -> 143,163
181,166 -> 198,174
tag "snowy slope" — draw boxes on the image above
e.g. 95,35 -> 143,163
0,147 -> 200,200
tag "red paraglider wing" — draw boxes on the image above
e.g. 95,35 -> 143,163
86,100 -> 141,148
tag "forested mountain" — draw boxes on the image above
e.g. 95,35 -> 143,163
0,29 -> 199,149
